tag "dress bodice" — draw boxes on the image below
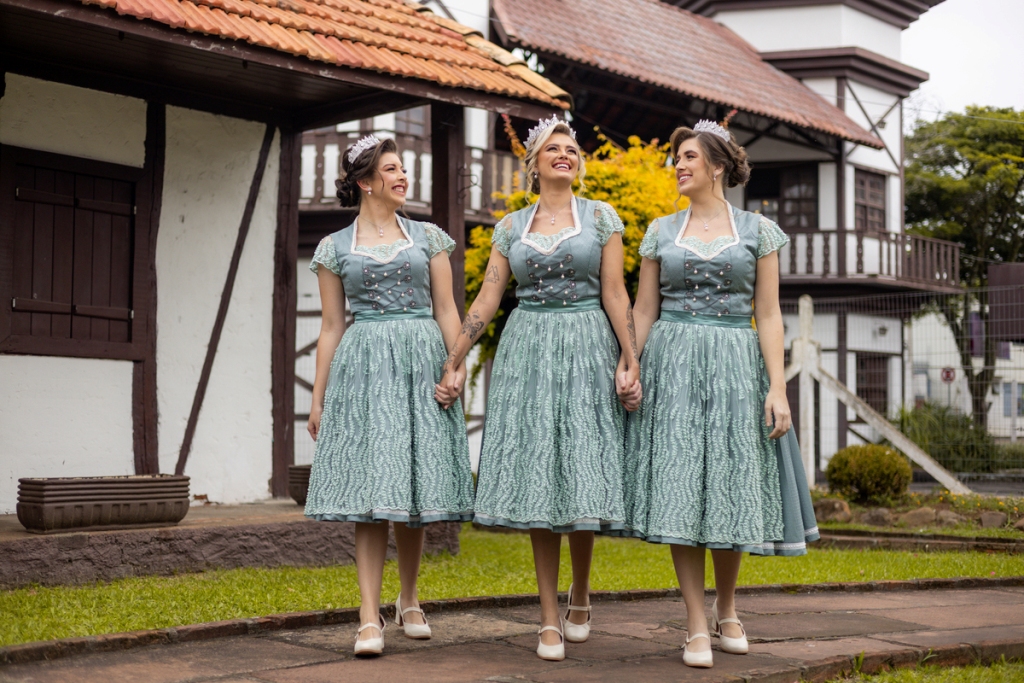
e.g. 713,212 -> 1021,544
310,217 -> 455,317
639,205 -> 788,321
493,197 -> 624,306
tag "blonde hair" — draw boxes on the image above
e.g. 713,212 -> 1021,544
523,122 -> 586,195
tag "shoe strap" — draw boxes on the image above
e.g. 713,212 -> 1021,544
717,617 -> 742,626
538,625 -> 564,637
401,605 -> 425,617
357,618 -> 385,635
686,632 -> 710,644
565,604 -> 591,612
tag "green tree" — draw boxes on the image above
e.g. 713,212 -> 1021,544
905,106 -> 1024,428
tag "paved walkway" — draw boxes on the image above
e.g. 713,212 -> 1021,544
3,585 -> 1024,682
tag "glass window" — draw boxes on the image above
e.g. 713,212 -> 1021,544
395,107 -> 426,138
746,164 -> 816,230
855,169 -> 886,232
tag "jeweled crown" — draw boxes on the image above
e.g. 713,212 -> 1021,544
346,134 -> 382,164
524,115 -> 576,150
693,119 -> 730,143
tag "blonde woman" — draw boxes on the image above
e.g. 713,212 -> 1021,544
438,116 -> 641,661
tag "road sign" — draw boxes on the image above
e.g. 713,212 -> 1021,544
941,367 -> 956,384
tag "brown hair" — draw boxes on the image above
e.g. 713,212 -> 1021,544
669,125 -> 751,189
336,137 -> 400,208
523,122 -> 586,195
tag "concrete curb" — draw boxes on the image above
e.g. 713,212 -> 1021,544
2,576 -> 1023,667
816,528 -> 1024,554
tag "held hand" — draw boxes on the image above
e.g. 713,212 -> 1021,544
764,387 -> 792,439
307,403 -> 323,441
616,358 -> 643,412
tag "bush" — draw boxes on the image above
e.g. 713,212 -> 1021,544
826,444 -> 912,504
895,402 -> 997,473
995,443 -> 1024,471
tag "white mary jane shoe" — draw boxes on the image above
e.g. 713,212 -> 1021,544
395,592 -> 431,639
712,599 -> 748,654
561,582 -> 592,643
537,624 -> 566,661
353,615 -> 386,656
682,631 -> 713,668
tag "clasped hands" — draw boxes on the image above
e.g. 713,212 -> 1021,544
434,362 -> 467,410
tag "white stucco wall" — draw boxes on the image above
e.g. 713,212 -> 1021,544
844,81 -> 902,177
156,106 -> 279,503
0,74 -> 147,168
0,357 -> 134,513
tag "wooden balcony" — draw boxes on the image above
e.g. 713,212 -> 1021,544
779,227 -> 960,294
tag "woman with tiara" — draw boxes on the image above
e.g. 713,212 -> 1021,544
437,116 -> 642,662
305,135 -> 474,657
622,121 -> 818,669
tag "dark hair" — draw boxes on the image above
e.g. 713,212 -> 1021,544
669,125 -> 751,188
336,137 -> 399,208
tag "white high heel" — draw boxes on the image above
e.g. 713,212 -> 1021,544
561,582 -> 591,643
682,632 -> 713,668
353,614 -> 386,656
395,592 -> 431,639
537,624 -> 566,661
711,599 -> 748,654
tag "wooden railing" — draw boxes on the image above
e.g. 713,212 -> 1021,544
780,227 -> 959,289
299,128 -> 519,224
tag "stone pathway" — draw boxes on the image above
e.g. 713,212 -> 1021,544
3,585 -> 1024,682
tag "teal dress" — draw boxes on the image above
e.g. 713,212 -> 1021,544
474,197 -> 627,533
304,218 -> 474,526
622,205 -> 819,555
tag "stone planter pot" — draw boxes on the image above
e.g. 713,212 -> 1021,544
288,465 -> 311,506
17,475 -> 189,534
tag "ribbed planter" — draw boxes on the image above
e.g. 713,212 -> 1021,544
288,465 -> 311,506
17,475 -> 189,534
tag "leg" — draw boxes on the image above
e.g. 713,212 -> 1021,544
566,531 -> 594,625
355,521 -> 390,641
530,528 -> 563,646
670,544 -> 709,652
393,522 -> 426,625
710,549 -> 744,639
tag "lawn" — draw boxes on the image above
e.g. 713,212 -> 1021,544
830,660 -> 1024,682
2,525 -> 1022,647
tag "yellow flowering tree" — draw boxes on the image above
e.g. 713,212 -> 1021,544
464,134 -> 684,384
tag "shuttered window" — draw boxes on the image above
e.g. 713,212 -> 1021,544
855,170 -> 886,233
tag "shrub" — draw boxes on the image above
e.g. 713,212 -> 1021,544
995,443 -> 1024,472
826,444 -> 912,504
895,402 -> 997,473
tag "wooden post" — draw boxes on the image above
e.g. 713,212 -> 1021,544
430,102 -> 466,314
837,309 -> 848,451
797,295 -> 817,486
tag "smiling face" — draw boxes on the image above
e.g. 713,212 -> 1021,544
535,132 -> 580,186
674,137 -> 723,196
359,151 -> 408,207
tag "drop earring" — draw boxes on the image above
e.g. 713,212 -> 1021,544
368,189 -> 372,195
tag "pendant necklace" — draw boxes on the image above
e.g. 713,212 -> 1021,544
692,204 -> 726,231
539,197 -> 574,225
362,215 -> 394,237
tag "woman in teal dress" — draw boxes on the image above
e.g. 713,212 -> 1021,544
305,135 -> 474,656
623,122 -> 818,669
437,117 -> 641,661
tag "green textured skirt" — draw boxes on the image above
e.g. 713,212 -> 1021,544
474,302 -> 627,533
621,315 -> 819,555
304,314 -> 474,527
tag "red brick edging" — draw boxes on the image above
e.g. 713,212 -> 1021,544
2,576 -> 1023,667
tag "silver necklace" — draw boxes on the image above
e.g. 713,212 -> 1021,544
361,215 -> 395,238
538,197 -> 574,225
692,204 -> 726,231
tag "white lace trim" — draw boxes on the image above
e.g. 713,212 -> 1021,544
674,203 -> 740,261
521,196 -> 582,255
351,216 -> 416,264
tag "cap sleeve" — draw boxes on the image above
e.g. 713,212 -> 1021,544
757,216 -> 790,258
638,219 -> 660,260
424,222 -> 456,258
594,202 -> 625,245
491,214 -> 514,257
310,235 -> 340,275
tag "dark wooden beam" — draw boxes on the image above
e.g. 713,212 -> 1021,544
175,125 -> 276,476
133,101 -> 165,475
431,102 -> 466,314
294,93 -> 427,131
271,128 -> 301,497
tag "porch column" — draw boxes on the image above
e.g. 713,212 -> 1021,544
431,102 -> 466,313
837,309 -> 848,451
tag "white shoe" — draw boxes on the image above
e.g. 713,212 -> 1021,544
354,615 -> 386,656
712,598 -> 748,654
682,632 -> 713,668
561,582 -> 591,643
395,591 -> 431,639
537,624 -> 565,661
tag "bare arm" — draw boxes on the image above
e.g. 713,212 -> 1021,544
753,251 -> 791,438
600,233 -> 642,411
429,251 -> 466,408
308,268 -> 346,441
632,256 -> 662,356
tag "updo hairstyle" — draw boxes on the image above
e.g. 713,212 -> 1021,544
669,125 -> 751,188
523,122 -> 586,194
336,137 -> 399,208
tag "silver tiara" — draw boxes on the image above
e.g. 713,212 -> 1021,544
524,115 -> 576,150
346,134 -> 381,164
693,119 -> 730,143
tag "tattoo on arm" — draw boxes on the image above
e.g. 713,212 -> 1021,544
460,311 -> 486,343
626,304 -> 638,361
484,264 -> 500,284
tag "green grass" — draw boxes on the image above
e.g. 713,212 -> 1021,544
831,660 -> 1024,682
2,525 -> 1023,648
820,521 -> 1024,540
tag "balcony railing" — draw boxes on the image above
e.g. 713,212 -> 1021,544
780,227 -> 960,290
299,129 -> 519,224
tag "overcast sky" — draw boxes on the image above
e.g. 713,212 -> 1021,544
902,0 -> 1024,121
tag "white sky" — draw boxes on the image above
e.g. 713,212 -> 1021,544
902,0 -> 1024,121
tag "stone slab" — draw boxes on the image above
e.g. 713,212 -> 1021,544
526,652 -> 796,682
876,624 -> 1024,648
740,612 -> 922,640
737,587 -> 1024,614
748,637 -> 908,661
866,603 -> 1024,630
504,632 -> 679,661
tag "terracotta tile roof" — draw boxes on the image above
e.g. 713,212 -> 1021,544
492,0 -> 882,147
76,0 -> 570,108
